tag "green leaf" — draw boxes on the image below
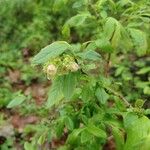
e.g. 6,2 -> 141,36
123,113 -> 138,129
77,50 -> 101,61
129,28 -> 148,56
124,114 -> 150,150
62,24 -> 70,39
115,66 -> 125,76
72,0 -> 88,9
53,0 -> 68,12
112,126 -> 124,150
103,17 -> 122,49
95,38 -> 114,53
81,85 -> 93,102
66,13 -> 91,27
67,128 -> 85,144
7,94 -> 26,108
136,67 -> 150,75
81,130 -> 93,143
24,142 -> 35,150
108,0 -> 116,8
85,42 -> 97,51
32,41 -> 70,65
62,13 -> 91,37
37,132 -> 47,145
61,73 -> 77,99
120,27 -> 132,51
145,109 -> 150,115
58,145 -> 70,150
144,86 -> 150,95
65,116 -> 74,130
95,88 -> 109,104
46,77 -> 64,108
141,135 -> 150,150
103,17 -> 116,40
56,119 -> 64,138
86,124 -> 106,138
111,22 -> 121,48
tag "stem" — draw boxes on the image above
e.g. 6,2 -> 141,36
106,87 -> 132,107
105,53 -> 111,77
62,100 -> 83,106
88,0 -> 99,19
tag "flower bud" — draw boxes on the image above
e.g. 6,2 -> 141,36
47,64 -> 57,76
69,62 -> 79,72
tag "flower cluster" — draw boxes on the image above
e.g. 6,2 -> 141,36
43,54 -> 79,79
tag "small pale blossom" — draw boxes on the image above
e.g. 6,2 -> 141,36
47,64 -> 57,76
69,62 -> 80,72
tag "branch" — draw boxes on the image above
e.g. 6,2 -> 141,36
106,87 -> 132,107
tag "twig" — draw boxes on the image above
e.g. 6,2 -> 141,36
106,87 -> 132,107
62,100 -> 83,106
